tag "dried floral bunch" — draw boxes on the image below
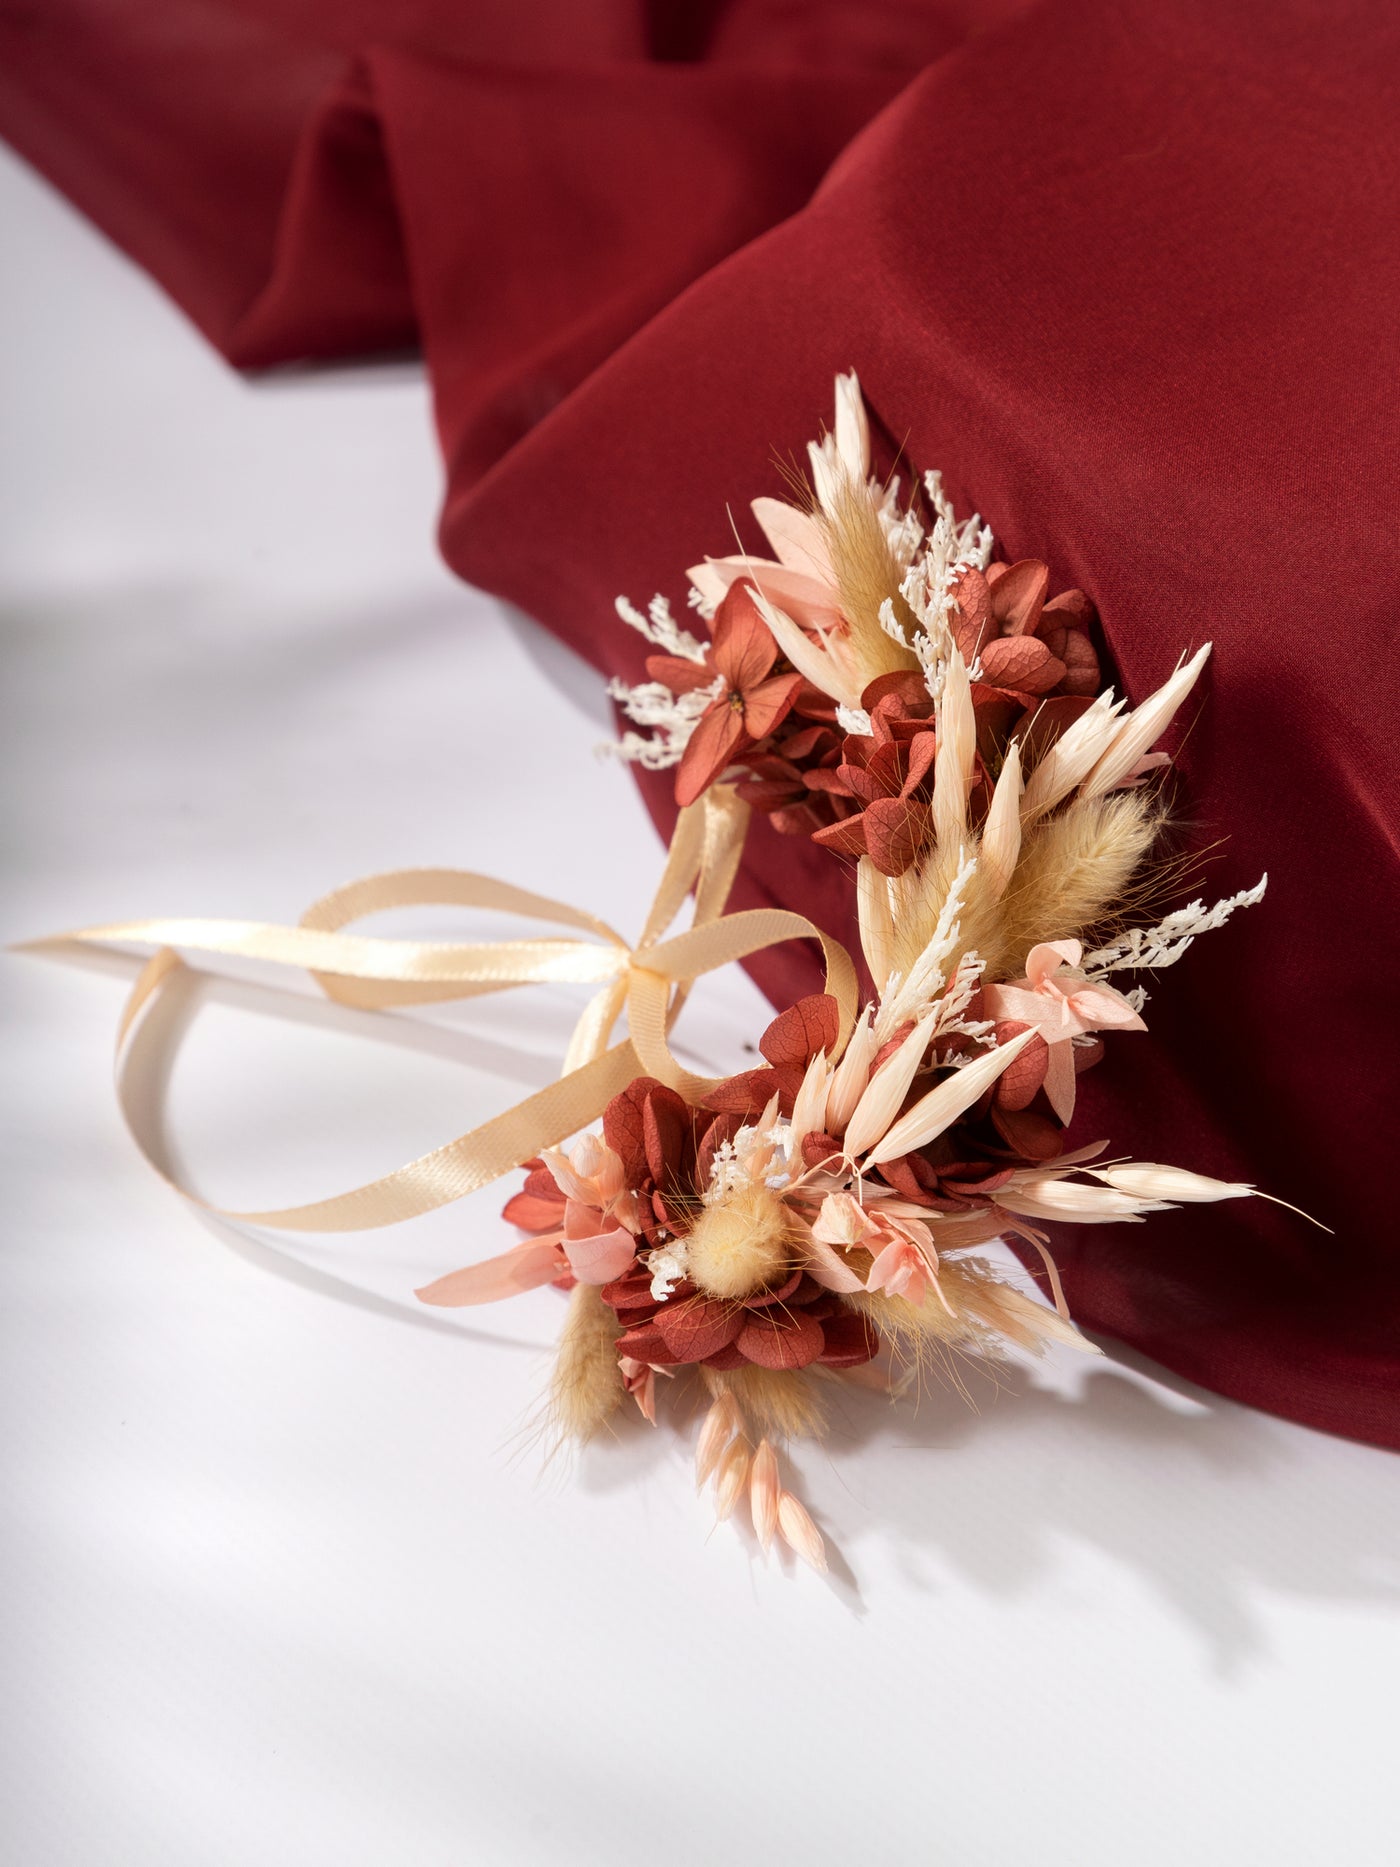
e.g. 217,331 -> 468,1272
419,373 -> 1270,1573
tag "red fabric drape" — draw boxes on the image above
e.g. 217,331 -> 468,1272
4,0 -> 1398,1448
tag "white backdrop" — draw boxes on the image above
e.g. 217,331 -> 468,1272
3,146 -> 1397,1867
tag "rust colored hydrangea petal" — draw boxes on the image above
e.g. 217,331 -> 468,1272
615,1321 -> 679,1365
992,1020 -> 1050,1110
815,1311 -> 881,1367
742,1266 -> 805,1309
902,729 -> 939,793
978,634 -> 1065,696
655,1294 -> 744,1362
989,559 -> 1049,634
646,652 -> 715,695
1040,588 -> 1094,624
759,993 -> 840,1068
873,1151 -> 940,1206
862,795 -> 931,875
701,1065 -> 783,1115
701,1339 -> 749,1371
809,814 -> 870,859
990,1104 -> 1065,1160
801,1130 -> 842,1169
1056,628 -> 1101,696
641,1082 -> 693,1185
603,1078 -> 657,1184
737,1309 -> 826,1370
954,567 -> 993,651
601,1270 -> 660,1314
675,697 -> 749,808
742,671 -> 803,739
712,581 -> 780,692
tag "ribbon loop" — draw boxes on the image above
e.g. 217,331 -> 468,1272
27,789 -> 860,1234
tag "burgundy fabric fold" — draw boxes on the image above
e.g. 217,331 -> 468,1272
4,0 -> 1398,1449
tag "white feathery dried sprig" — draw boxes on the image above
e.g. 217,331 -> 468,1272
1081,643 -> 1211,799
979,741 -> 1023,900
777,1492 -> 828,1574
865,1025 -> 1037,1165
614,592 -> 709,662
877,848 -> 977,1037
843,1009 -> 939,1159
1082,876 -> 1268,977
602,672 -> 724,770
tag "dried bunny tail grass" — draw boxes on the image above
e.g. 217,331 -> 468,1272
702,1363 -> 829,1441
548,1283 -> 625,1444
887,834 -> 1008,986
818,476 -> 922,686
988,789 -> 1161,981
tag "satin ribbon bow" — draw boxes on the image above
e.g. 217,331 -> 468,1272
25,788 -> 857,1233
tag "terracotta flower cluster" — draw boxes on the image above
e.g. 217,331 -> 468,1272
421,373 -> 1266,1572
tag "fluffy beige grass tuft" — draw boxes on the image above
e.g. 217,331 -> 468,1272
703,1364 -> 828,1440
687,1180 -> 795,1301
890,788 -> 1160,987
549,1283 -> 625,1443
818,478 -> 921,688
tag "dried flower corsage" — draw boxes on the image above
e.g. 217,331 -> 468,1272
410,372 -> 1275,1573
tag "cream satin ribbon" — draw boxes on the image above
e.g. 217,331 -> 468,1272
28,788 -> 858,1232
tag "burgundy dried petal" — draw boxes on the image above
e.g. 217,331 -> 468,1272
862,795 -> 931,876
770,803 -> 831,837
737,1309 -> 826,1370
760,993 -> 840,1069
990,1104 -> 1066,1159
992,1021 -> 1050,1111
816,1311 -> 881,1368
940,1162 -> 1015,1197
655,1295 -> 744,1363
989,559 -> 1050,635
874,1152 -> 940,1207
1056,628 -> 1101,696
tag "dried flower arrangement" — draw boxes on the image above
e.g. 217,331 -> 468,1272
410,373 -> 1274,1573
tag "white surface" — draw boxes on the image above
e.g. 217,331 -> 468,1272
2,146 -> 1398,1867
